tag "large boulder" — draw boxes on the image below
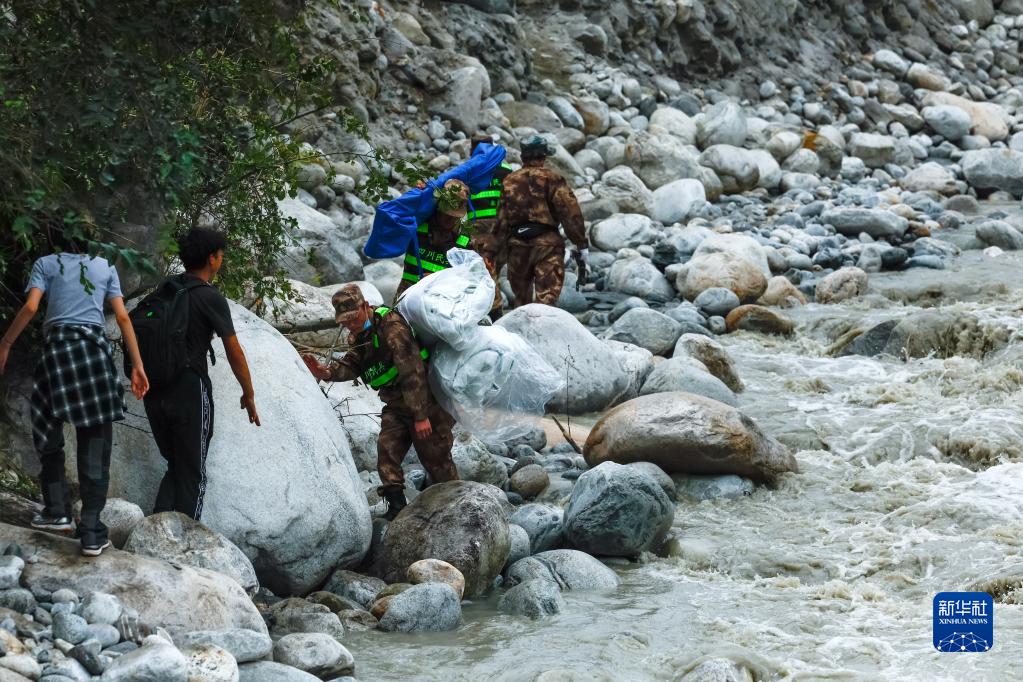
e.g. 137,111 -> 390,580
589,214 -> 661,252
606,257 -> 676,303
601,308 -> 683,356
847,133 -> 895,168
649,107 -> 697,145
922,105 -> 972,141
583,393 -> 797,481
650,179 -> 706,224
820,208 -> 909,239
376,583 -> 461,633
592,166 -> 654,215
563,462 -> 675,557
899,163 -> 958,195
961,149 -> 1023,197
673,334 -> 743,392
692,234 -> 770,278
676,233 -> 771,303
373,481 -> 509,598
504,549 -> 619,590
921,92 -> 1010,141
261,279 -> 382,348
498,578 -> 564,620
123,512 -> 258,594
501,101 -> 562,132
815,267 -> 869,304
508,504 -> 564,554
696,102 -> 747,148
92,302 -> 371,595
724,305 -> 794,335
975,221 -> 1023,250
623,132 -> 701,189
277,198 -> 364,285
272,633 -> 354,678
698,145 -> 761,194
747,150 -> 782,190
325,381 -> 384,474
451,434 -> 510,488
639,358 -> 737,406
3,523 -> 267,637
497,305 -> 634,413
428,65 -> 486,133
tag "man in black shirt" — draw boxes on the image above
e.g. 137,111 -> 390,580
143,228 -> 260,519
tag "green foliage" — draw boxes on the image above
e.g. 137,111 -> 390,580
0,0 -> 419,315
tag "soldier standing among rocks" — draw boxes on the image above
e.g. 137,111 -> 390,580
463,134 -> 513,320
301,284 -> 458,520
496,136 -> 589,307
392,178 -> 470,303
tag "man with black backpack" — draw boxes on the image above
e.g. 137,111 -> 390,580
134,228 -> 260,520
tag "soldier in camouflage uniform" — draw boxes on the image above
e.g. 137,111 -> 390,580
392,178 -> 470,303
302,284 -> 458,520
496,136 -> 589,307
463,135 -> 513,320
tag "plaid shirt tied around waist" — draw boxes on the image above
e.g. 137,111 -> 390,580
31,324 -> 125,452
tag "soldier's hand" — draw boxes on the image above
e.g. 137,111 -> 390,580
414,418 -> 433,439
241,392 -> 261,426
301,353 -> 331,381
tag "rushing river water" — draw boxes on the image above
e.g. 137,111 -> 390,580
348,216 -> 1023,681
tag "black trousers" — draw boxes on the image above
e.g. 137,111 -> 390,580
143,370 -> 214,520
38,422 -> 112,543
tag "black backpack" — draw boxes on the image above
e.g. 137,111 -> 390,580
126,277 -> 212,389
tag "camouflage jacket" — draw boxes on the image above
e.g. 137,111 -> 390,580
328,310 -> 432,421
495,164 -> 588,249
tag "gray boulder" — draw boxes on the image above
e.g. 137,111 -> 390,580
374,481 -> 509,598
71,498 -> 143,549
962,149 -> 1023,197
697,102 -> 747,148
675,474 -> 754,501
625,462 -> 676,501
639,357 -> 737,406
508,504 -> 564,554
177,630 -> 273,664
584,393 -> 797,482
589,214 -> 660,252
497,305 -> 634,413
6,523 -> 266,637
99,641 -> 188,682
238,662 -> 320,682
601,308 -> 683,356
848,133 -> 895,168
563,462 -> 675,557
673,334 -> 743,392
922,105 -> 972,141
377,583 -> 461,633
504,549 -> 619,590
815,267 -> 869,304
451,434 -> 509,488
124,512 -> 258,594
698,145 -> 760,194
0,556 -> 23,590
506,524 -> 531,568
501,101 -> 562,132
821,208 -> 909,239
272,633 -> 354,678
322,570 -> 387,610
650,179 -> 706,224
592,166 -> 654,215
976,221 -> 1023,250
498,579 -> 564,620
693,287 -> 740,317
429,66 -> 487,133
606,257 -> 676,303
623,132 -> 701,189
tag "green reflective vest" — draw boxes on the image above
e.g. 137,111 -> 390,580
401,223 -> 471,285
360,307 -> 430,389
465,162 -> 513,222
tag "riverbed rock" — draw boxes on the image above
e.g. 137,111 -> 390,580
563,462 -> 674,557
124,512 -> 258,594
0,556 -> 23,590
650,179 -> 706,224
273,634 -> 354,678
583,393 -> 797,481
452,434 -> 509,488
266,598 -> 345,640
697,101 -> 747,148
498,578 -> 564,620
640,357 -> 737,406
177,630 -> 273,664
848,133 -> 895,168
649,107 -> 697,144
4,523 -> 266,637
922,105 -> 972,141
508,504 -> 564,554
237,661 -> 321,682
504,550 -> 619,590
95,302 -> 371,595
407,559 -> 465,599
374,481 -> 509,598
674,474 -> 755,501
693,287 -> 741,317
961,149 -> 1023,197
509,465 -> 550,499
748,149 -> 782,190
376,583 -> 461,633
589,214 -> 660,252
899,163 -> 958,195
757,276 -> 807,307
606,257 -> 676,303
321,570 -> 387,610
921,92 -> 1010,141
815,267 -> 869,304
591,166 -> 654,215
724,305 -> 794,335
820,208 -> 909,239
498,305 -> 633,413
69,498 -> 144,550
601,308 -> 683,356
624,131 -> 701,189
181,643 -> 239,682
844,310 -> 1008,359
100,640 -> 188,682
698,145 -> 761,193
673,334 -> 743,392
975,221 -> 1023,250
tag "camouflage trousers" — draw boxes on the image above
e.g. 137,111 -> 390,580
377,399 -> 458,495
507,233 -> 565,307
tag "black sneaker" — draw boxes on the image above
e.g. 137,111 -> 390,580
31,513 -> 75,534
382,491 -> 408,521
80,539 -> 112,557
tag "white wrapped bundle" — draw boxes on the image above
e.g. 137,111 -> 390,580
396,248 -> 495,350
429,326 -> 565,441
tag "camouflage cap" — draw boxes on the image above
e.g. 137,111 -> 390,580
520,135 -> 553,159
332,283 -> 367,324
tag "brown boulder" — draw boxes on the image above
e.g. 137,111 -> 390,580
583,393 -> 797,482
725,305 -> 794,335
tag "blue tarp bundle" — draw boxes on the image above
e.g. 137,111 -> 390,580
364,143 -> 507,259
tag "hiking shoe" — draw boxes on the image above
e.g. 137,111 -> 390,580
80,539 -> 112,557
382,491 -> 408,521
30,513 -> 75,534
